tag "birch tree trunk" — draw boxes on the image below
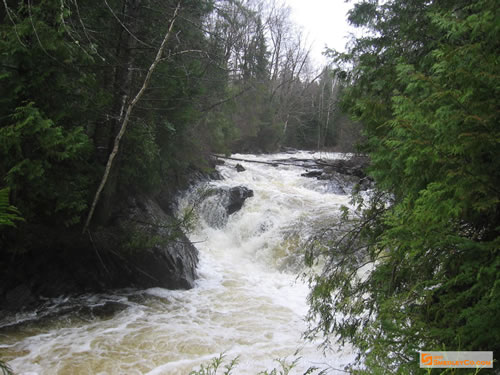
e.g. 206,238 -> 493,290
83,2 -> 181,234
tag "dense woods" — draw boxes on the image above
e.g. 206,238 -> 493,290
1,0 -> 498,373
0,0 -> 356,252
306,0 -> 499,372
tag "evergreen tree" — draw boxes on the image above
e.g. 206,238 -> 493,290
306,0 -> 500,372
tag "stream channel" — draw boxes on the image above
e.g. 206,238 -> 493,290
1,151 -> 356,374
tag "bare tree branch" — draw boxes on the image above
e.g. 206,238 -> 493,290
104,0 -> 154,48
83,2 -> 182,234
2,0 -> 27,47
28,0 -> 58,62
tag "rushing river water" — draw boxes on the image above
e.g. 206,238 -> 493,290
1,152 -> 356,374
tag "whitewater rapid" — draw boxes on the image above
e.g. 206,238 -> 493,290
1,151 -> 355,374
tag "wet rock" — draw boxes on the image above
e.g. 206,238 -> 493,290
301,170 -> 323,178
84,301 -> 129,319
5,285 -> 35,311
359,176 -> 373,191
0,194 -> 200,311
321,156 -> 370,179
304,156 -> 373,193
209,170 -> 223,181
235,163 -> 246,172
227,186 -> 254,214
198,185 -> 254,228
92,195 -> 199,290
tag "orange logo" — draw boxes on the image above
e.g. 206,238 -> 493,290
420,351 -> 493,368
421,353 -> 432,366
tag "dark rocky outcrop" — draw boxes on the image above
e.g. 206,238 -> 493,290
92,195 -> 199,290
302,156 -> 373,194
235,163 -> 246,172
301,170 -> 323,178
226,186 -> 254,214
318,156 -> 370,179
0,194 -> 199,311
197,185 -> 254,228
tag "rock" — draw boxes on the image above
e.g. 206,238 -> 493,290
197,185 -> 254,228
0,194 -> 200,311
93,195 -> 199,290
322,156 -> 370,178
359,176 -> 374,191
235,163 -> 246,172
303,156 -> 373,194
227,186 -> 254,214
5,285 -> 35,311
301,170 -> 323,178
209,170 -> 223,181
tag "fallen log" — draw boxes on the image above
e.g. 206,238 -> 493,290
211,154 -> 370,179
212,154 -> 291,167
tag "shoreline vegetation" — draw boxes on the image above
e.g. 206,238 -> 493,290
1,0 -> 498,373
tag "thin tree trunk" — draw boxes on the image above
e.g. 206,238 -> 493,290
83,2 -> 181,234
324,77 -> 333,148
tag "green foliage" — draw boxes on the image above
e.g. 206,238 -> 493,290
189,353 -> 239,375
0,359 -> 14,375
0,103 -> 92,226
120,121 -> 162,193
0,187 -> 23,228
0,0 -> 102,232
307,0 -> 500,372
190,353 -> 325,375
0,0 -> 224,238
205,111 -> 238,155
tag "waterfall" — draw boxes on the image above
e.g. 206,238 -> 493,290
1,151 -> 355,374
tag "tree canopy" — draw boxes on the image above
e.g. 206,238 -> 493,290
306,0 -> 499,372
0,0 -> 360,254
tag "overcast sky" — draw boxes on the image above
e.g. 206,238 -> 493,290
283,0 -> 355,65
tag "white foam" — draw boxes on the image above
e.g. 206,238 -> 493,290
3,152 -> 355,374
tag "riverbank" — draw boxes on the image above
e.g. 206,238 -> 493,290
1,152 -> 359,374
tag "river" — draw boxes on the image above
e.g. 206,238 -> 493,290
1,151 -> 355,374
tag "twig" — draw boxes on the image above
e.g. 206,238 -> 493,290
28,0 -> 58,62
83,2 -> 181,233
103,0 -> 154,48
87,230 -> 110,274
201,85 -> 253,112
2,0 -> 27,47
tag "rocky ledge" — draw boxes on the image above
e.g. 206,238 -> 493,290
0,193 -> 199,311
0,179 -> 256,311
194,185 -> 254,229
301,155 -> 373,194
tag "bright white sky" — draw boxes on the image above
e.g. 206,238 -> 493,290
284,0 -> 355,66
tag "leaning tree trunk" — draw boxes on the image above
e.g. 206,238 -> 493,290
83,2 -> 181,234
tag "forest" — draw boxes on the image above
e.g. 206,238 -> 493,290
305,0 -> 499,372
1,0 -> 499,373
0,0 -> 354,236
0,0 -> 357,241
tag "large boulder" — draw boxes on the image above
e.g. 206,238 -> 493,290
198,186 -> 254,228
235,163 -> 246,172
0,194 -> 199,311
92,195 -> 199,290
226,186 -> 254,214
